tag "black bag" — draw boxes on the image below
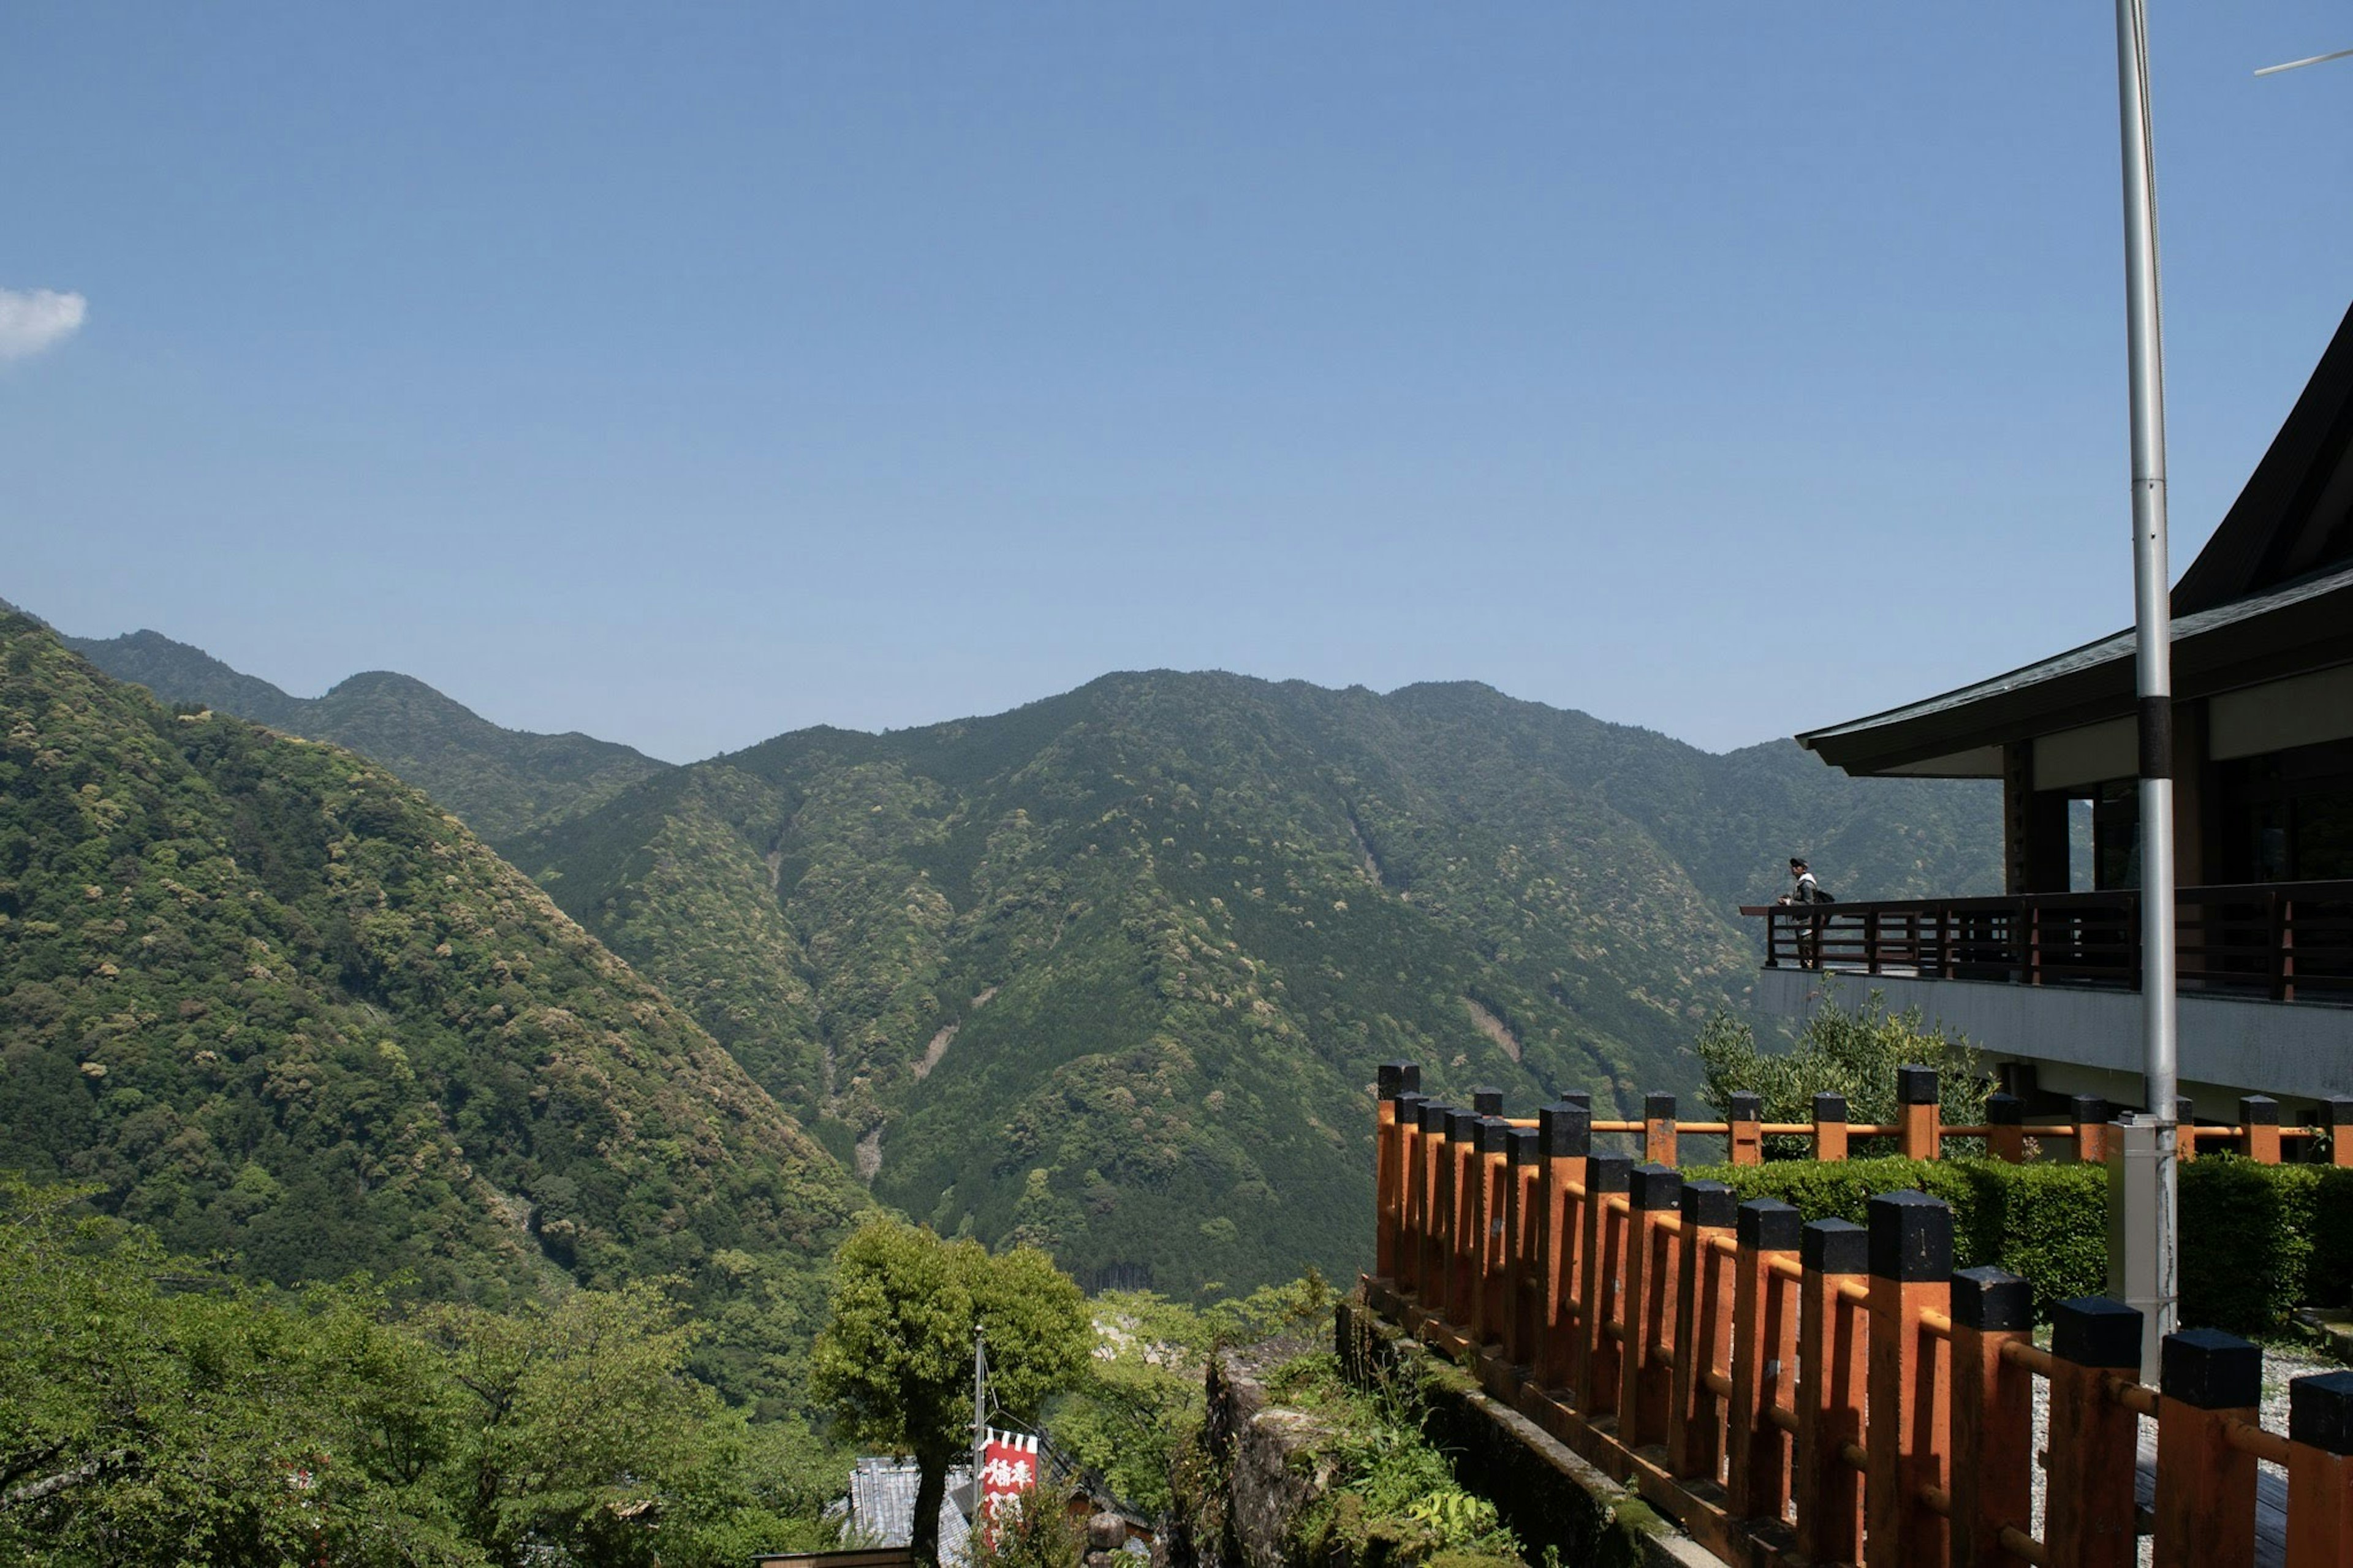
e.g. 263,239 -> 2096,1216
1810,886 -> 1833,904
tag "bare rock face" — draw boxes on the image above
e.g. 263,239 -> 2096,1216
1188,1352 -> 1338,1568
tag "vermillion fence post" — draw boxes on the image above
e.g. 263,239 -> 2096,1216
1537,1100 -> 1592,1392
1415,1101 -> 1452,1305
1726,1199 -> 1800,1523
2072,1096 -> 2111,1167
1620,1164 -> 1683,1449
1669,1181 -> 1736,1481
1864,1191 -> 1953,1567
1472,1117 -> 1510,1347
2241,1095 -> 2281,1165
1795,1219 -> 1868,1565
1898,1066 -> 1942,1161
1394,1092 -> 1427,1293
2286,1371 -> 2353,1567
1949,1267 -> 2034,1568
1577,1154 -> 1632,1418
2176,1097 -> 2197,1163
1445,1108 -> 1482,1327
1815,1093 -> 1850,1163
2153,1328 -> 2260,1568
1505,1126 -> 1540,1364
1729,1091 -> 1764,1167
1646,1093 -> 1678,1167
2323,1097 -> 2353,1168
1986,1093 -> 2025,1164
1374,1062 -> 1417,1278
2045,1298 -> 2142,1568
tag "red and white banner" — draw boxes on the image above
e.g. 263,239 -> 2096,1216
977,1428 -> 1040,1531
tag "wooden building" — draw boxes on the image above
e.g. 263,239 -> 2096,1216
1754,301 -> 2353,1108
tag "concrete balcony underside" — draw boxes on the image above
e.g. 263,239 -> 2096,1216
1752,963 -> 2353,1108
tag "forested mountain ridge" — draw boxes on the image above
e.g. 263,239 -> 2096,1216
61,626 -> 671,844
516,670 -> 2001,1297
0,614 -> 864,1405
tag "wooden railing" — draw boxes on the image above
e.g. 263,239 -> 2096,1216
1366,1061 -> 2353,1568
1741,880 -> 2353,1002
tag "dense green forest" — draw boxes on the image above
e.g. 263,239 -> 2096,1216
517,673 -> 1999,1298
62,627 -> 671,844
0,612 -> 863,1414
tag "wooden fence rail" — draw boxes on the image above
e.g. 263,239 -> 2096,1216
1367,1060 -> 2353,1568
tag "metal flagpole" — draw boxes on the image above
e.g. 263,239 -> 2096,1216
2112,0 -> 2179,1379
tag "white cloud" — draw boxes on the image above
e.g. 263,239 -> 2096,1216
0,287 -> 88,362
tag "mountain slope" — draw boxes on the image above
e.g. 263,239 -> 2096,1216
0,613 -> 863,1324
62,629 -> 670,844
517,670 -> 1999,1295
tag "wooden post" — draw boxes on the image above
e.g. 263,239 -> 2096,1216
2153,1328 -> 2260,1568
2044,1297 -> 2143,1568
1645,1093 -> 1678,1167
1725,1199 -> 1800,1524
1446,1108 -> 1482,1327
1949,1267 -> 2034,1568
1415,1100 -> 1452,1303
1728,1091 -> 1764,1167
1668,1181 -> 1736,1482
1537,1100 -> 1591,1392
1985,1093 -> 2025,1165
1374,1062 -> 1417,1279
1472,1117 -> 1510,1346
1814,1092 -> 1850,1163
2325,1097 -> 2353,1169
1898,1065 -> 1942,1161
1504,1126 -> 1541,1364
1864,1190 -> 1953,1567
2286,1371 -> 2353,1568
1620,1164 -> 1682,1450
1395,1093 -> 1428,1292
2242,1095 -> 2281,1166
1795,1219 -> 1868,1566
1576,1154 -> 1633,1418
2177,1097 -> 2197,1164
2072,1096 -> 2110,1167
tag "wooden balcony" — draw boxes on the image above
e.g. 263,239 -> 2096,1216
1739,881 -> 2353,1005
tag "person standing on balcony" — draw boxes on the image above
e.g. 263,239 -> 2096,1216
1778,857 -> 1827,969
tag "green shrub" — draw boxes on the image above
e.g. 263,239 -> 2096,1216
1688,1153 -> 2353,1333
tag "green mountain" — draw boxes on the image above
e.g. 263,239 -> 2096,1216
0,613 -> 862,1346
62,628 -> 670,844
514,672 -> 1999,1297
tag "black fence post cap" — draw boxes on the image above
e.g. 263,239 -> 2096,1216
2323,1096 -> 2353,1132
2051,1297 -> 2143,1369
1738,1199 -> 1801,1251
2160,1328 -> 2262,1411
1950,1267 -> 2032,1331
1628,1164 -> 1682,1212
1586,1154 -> 1632,1194
1897,1065 -> 1940,1105
1867,1189 -> 1953,1282
1476,1117 -> 1512,1155
1394,1092 -> 1427,1124
1727,1091 -> 1763,1123
1470,1086 -> 1504,1115
1813,1092 -> 1849,1121
1377,1061 -> 1419,1099
1680,1180 -> 1735,1228
1557,1089 -> 1594,1112
1447,1108 -> 1484,1142
2241,1094 -> 2280,1127
1418,1101 -> 1453,1134
2071,1094 -> 2110,1123
1539,1101 -> 1591,1159
1644,1091 -> 1677,1121
1507,1126 -> 1542,1166
2289,1371 -> 2353,1456
1802,1218 -> 1866,1274
1986,1093 -> 2024,1126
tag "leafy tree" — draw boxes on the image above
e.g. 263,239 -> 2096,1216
810,1218 -> 1089,1566
1692,990 -> 1988,1151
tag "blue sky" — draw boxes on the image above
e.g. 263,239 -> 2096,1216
4,5 -> 2347,762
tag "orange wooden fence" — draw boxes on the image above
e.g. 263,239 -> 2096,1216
1367,1061 -> 2353,1568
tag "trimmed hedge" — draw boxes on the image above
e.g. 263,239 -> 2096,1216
1684,1154 -> 2353,1334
